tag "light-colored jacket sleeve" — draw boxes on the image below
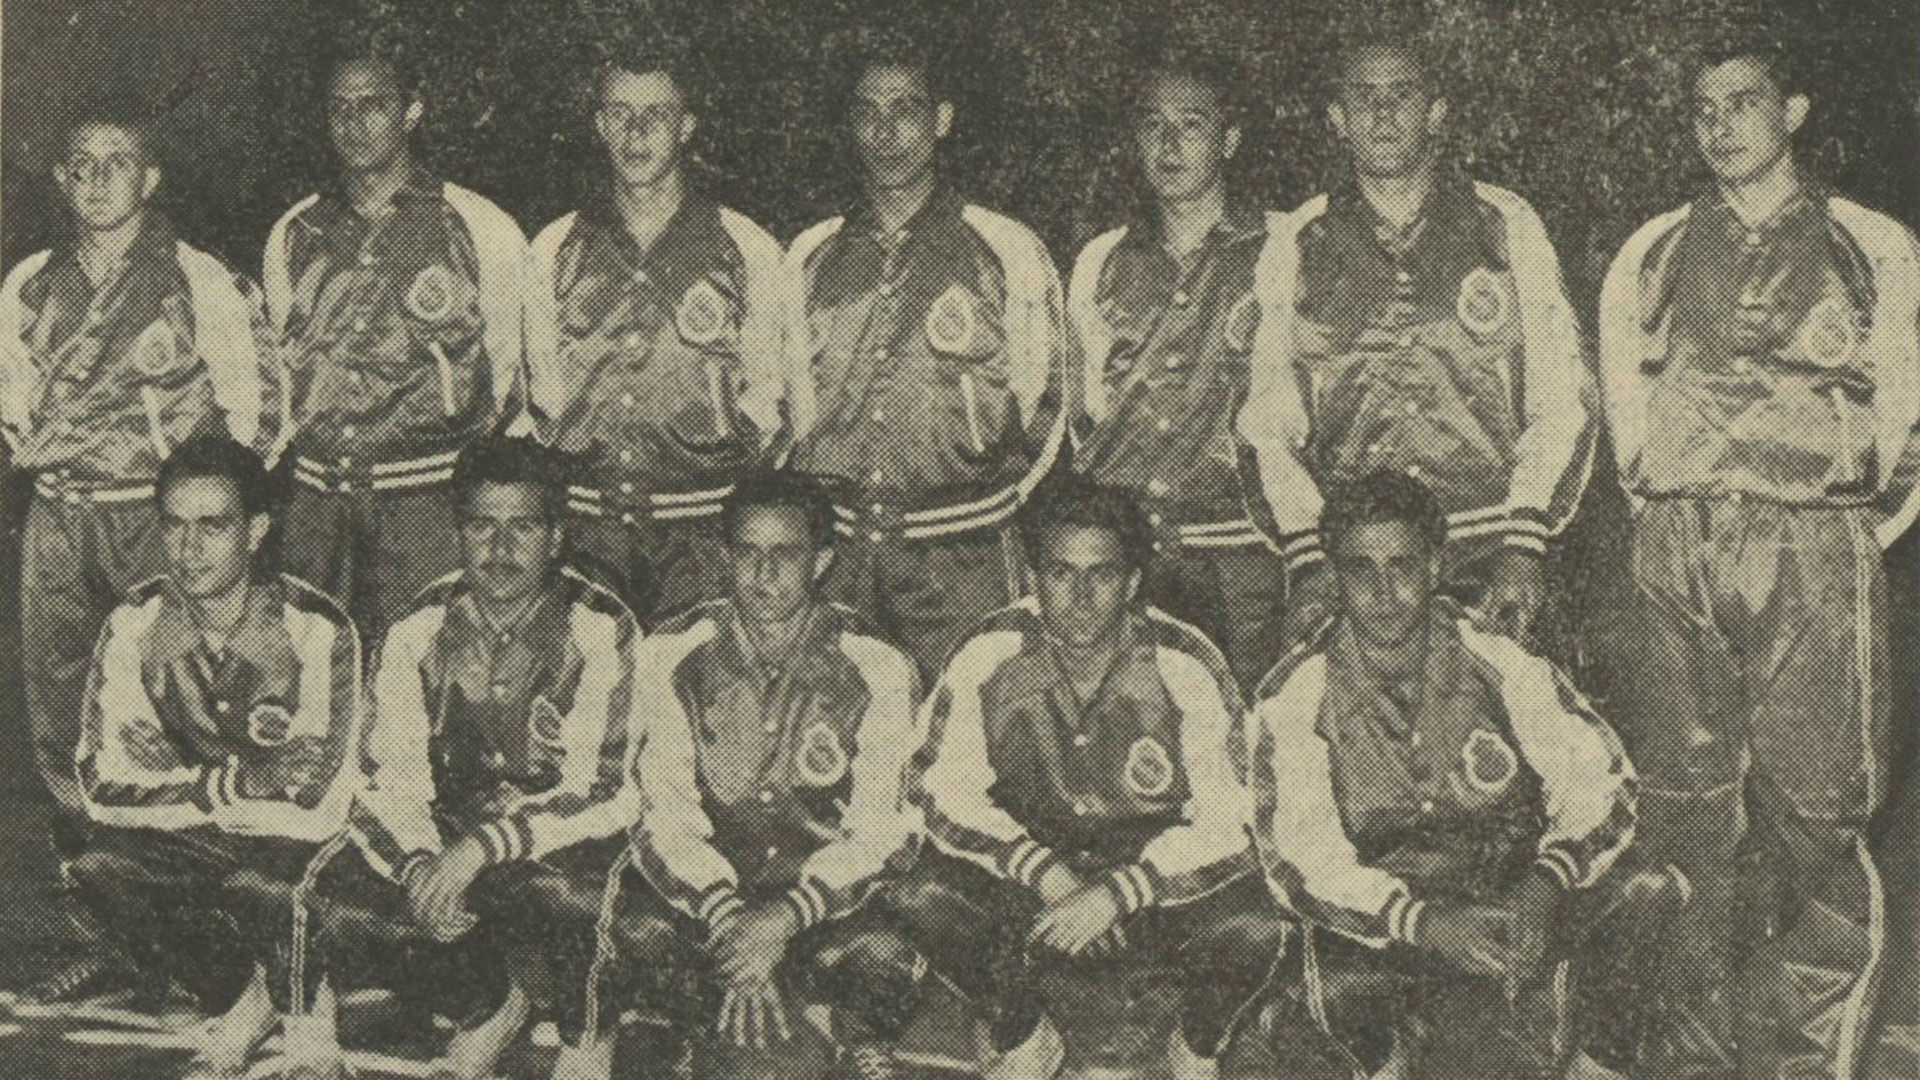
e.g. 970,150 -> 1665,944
1597,206 -> 1693,504
962,206 -> 1070,499
0,250 -> 54,445
1828,198 -> 1920,548
718,207 -> 802,446
77,601 -> 219,830
351,610 -> 446,880
1066,227 -> 1127,425
521,212 -> 578,440
785,632 -> 922,930
443,183 -> 531,427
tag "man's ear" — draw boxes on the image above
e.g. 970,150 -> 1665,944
934,101 -> 954,140
247,512 -> 273,554
679,112 -> 697,146
139,167 -> 162,202
1328,103 -> 1348,143
1784,93 -> 1810,136
402,97 -> 425,134
1126,568 -> 1143,602
1223,126 -> 1242,161
1424,97 -> 1448,136
812,547 -> 836,584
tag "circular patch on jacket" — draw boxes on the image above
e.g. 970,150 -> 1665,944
1123,735 -> 1175,798
529,694 -> 565,752
1797,296 -> 1860,368
248,702 -> 293,747
925,285 -> 978,355
406,264 -> 457,322
130,319 -> 180,377
1223,292 -> 1262,352
675,278 -> 732,347
1456,267 -> 1512,338
1462,728 -> 1519,794
796,722 -> 849,787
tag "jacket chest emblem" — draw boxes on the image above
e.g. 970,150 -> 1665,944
1223,292 -> 1261,353
130,317 -> 182,378
247,701 -> 294,746
925,285 -> 979,354
1797,296 -> 1860,369
1123,735 -> 1175,797
676,278 -> 731,347
1460,728 -> 1518,794
1456,267 -> 1512,338
796,721 -> 849,787
406,264 -> 457,322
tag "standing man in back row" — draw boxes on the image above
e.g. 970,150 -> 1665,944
1237,30 -> 1594,650
1067,50 -> 1287,689
786,30 -> 1068,677
526,44 -> 798,626
1599,37 -> 1919,1080
263,53 -> 529,642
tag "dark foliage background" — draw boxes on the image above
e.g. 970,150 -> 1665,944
3,0 -> 1916,315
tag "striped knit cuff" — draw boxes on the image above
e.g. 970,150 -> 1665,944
396,851 -> 435,889
698,885 -> 746,934
1104,864 -> 1158,916
1005,838 -> 1060,890
1534,848 -> 1582,891
474,816 -> 537,865
195,756 -> 242,813
783,878 -> 831,931
1384,890 -> 1428,945
1279,531 -> 1325,575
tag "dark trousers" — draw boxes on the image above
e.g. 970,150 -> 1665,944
566,513 -> 731,628
279,483 -> 462,644
825,525 -> 1028,679
1622,500 -> 1890,1080
19,496 -> 164,815
586,866 -> 925,1076
878,851 -> 1286,1061
67,825 -> 318,1011
1139,542 -> 1285,694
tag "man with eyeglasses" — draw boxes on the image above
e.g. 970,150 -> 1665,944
526,44 -> 798,626
263,53 -> 528,644
1065,49 -> 1287,690
1235,30 -> 1593,655
786,30 -> 1067,678
283,435 -> 642,1080
0,103 -> 284,1004
68,435 -> 363,1080
1599,36 -> 1919,1080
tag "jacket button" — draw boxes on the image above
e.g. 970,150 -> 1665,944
354,319 -> 368,333
1172,291 -> 1190,308
342,425 -> 357,440
763,722 -> 778,735
1420,799 -> 1435,813
878,281 -> 895,298
759,790 -> 774,804
492,682 -> 509,700
1731,359 -> 1751,375
1396,270 -> 1411,284
1409,732 -> 1421,747
1073,801 -> 1090,816
869,469 -> 884,484
1397,334 -> 1413,348
620,482 -> 634,495
1406,465 -> 1422,479
766,846 -> 779,859
1746,232 -> 1764,247
619,450 -> 633,464
625,333 -> 642,349
491,751 -> 505,767
349,370 -> 365,386
870,502 -> 885,515
620,512 -> 635,525
872,348 -> 888,361
1148,512 -> 1164,527
359,252 -> 374,266
1073,733 -> 1089,748
1146,479 -> 1169,497
871,409 -> 885,422
621,393 -> 635,407
215,700 -> 230,714
339,456 -> 354,469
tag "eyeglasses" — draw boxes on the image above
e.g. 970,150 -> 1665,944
61,153 -> 140,184
460,516 -> 551,545
329,93 -> 405,124
596,104 -> 679,138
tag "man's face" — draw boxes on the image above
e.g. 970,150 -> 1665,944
596,68 -> 691,190
1693,57 -> 1806,186
459,482 -> 561,607
1330,46 -> 1443,179
727,504 -> 826,628
1033,525 -> 1138,649
1330,519 -> 1437,650
851,65 -> 949,192
56,124 -> 156,232
328,60 -> 417,173
1135,73 -> 1237,205
161,476 -> 264,600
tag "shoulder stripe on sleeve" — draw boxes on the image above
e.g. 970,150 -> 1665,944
1597,205 -> 1692,489
263,194 -> 321,333
1829,198 -> 1920,547
1068,227 -> 1128,422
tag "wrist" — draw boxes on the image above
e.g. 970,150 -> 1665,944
1105,864 -> 1157,916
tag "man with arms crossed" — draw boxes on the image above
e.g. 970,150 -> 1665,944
264,53 -> 528,642
70,435 -> 360,1080
1599,36 -> 1920,1080
526,45 -> 797,624
1236,31 -> 1592,650
786,31 -> 1067,677
1066,51 -> 1287,689
561,470 -> 923,1080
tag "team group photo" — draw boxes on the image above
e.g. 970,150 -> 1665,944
0,0 -> 1913,1078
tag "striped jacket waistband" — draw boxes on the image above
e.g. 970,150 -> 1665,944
566,482 -> 735,523
292,449 -> 459,495
34,477 -> 155,505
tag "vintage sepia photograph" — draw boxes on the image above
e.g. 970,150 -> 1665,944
0,0 -> 1914,1077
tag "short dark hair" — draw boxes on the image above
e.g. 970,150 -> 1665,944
594,36 -> 696,110
1133,47 -> 1244,126
1018,474 -> 1156,575
720,471 -> 839,551
1692,32 -> 1802,98
1321,469 -> 1448,555
451,435 -> 574,523
155,435 -> 275,518
838,24 -> 946,106
326,52 -> 420,101
63,97 -> 158,167
1330,24 -> 1441,100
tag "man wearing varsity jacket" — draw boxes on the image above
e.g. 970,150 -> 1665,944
1236,33 -> 1592,650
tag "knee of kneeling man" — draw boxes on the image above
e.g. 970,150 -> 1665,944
65,847 -> 135,893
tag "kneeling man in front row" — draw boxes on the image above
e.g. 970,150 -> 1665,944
1250,469 -> 1674,1080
